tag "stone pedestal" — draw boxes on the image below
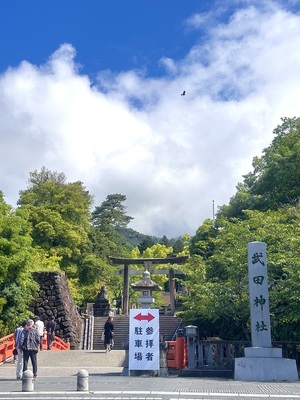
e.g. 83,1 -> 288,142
235,347 -> 298,381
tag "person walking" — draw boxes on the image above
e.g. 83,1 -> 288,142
14,320 -> 27,379
34,316 -> 44,351
104,316 -> 114,353
20,319 -> 40,380
46,316 -> 56,350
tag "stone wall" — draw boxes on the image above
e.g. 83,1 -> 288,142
31,271 -> 82,350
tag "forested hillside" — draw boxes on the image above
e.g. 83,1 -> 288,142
1,117 -> 300,342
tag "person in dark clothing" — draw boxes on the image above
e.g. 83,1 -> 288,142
104,316 -> 114,353
20,319 -> 40,379
46,316 -> 56,350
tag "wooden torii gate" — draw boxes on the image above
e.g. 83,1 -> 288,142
109,256 -> 188,315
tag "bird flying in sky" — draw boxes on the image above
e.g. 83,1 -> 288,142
181,90 -> 186,96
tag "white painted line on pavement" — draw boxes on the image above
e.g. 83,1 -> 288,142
1,397 -> 300,400
1,392 -> 300,399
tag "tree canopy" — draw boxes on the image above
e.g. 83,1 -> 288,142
180,117 -> 300,340
218,117 -> 300,219
0,192 -> 38,335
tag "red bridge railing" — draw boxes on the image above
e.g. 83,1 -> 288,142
0,331 -> 70,363
0,334 -> 15,363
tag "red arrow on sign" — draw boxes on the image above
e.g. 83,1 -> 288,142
134,312 -> 155,322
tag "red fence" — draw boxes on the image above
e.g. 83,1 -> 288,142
0,331 -> 70,363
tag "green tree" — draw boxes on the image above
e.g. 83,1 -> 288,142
90,193 -> 133,260
217,182 -> 258,220
138,236 -> 156,253
170,234 -> 191,257
17,168 -> 95,303
218,117 -> 300,220
0,192 -> 38,335
190,219 -> 218,259
160,235 -> 170,246
180,217 -> 252,339
142,243 -> 173,259
91,194 -> 133,229
245,117 -> 300,209
181,203 -> 300,341
18,168 -> 92,227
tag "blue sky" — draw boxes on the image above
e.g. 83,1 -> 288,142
0,0 -> 206,77
1,0 -> 300,237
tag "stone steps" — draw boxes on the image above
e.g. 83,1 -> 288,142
93,315 -> 181,350
93,316 -> 129,350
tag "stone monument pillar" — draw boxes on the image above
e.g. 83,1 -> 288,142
234,241 -> 298,381
248,241 -> 271,348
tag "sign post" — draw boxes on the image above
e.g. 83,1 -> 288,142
129,309 -> 160,374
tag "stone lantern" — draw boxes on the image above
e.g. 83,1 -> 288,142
131,270 -> 162,309
93,285 -> 111,316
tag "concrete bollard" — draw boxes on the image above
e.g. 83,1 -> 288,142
22,370 -> 34,392
77,369 -> 89,391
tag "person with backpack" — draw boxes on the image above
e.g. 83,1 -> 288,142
20,319 -> 41,380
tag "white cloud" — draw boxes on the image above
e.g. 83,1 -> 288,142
0,3 -> 300,238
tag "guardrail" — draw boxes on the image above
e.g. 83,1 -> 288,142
195,340 -> 300,371
81,315 -> 94,350
196,340 -> 249,370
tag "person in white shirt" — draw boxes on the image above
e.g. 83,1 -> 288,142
34,316 -> 44,351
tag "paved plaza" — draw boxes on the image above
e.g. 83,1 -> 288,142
1,350 -> 300,399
